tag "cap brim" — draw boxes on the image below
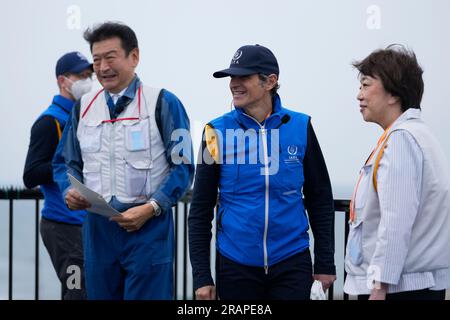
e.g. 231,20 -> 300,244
213,67 -> 258,78
69,62 -> 94,74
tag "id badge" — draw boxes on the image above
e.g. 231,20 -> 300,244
130,130 -> 145,151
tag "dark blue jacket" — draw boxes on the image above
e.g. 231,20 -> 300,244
24,95 -> 86,224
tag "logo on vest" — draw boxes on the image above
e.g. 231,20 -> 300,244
287,145 -> 298,155
285,145 -> 300,164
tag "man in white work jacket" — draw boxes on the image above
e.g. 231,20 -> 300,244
54,22 -> 194,300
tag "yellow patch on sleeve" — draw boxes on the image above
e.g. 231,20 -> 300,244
205,124 -> 219,163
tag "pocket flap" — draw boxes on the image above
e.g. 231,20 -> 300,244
83,119 -> 103,127
83,162 -> 101,173
126,158 -> 151,170
347,219 -> 364,266
121,115 -> 149,126
151,257 -> 172,266
121,118 -> 141,126
349,219 -> 363,229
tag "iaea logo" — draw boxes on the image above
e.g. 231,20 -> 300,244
287,145 -> 298,155
231,50 -> 243,64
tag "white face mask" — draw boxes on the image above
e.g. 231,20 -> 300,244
65,77 -> 93,100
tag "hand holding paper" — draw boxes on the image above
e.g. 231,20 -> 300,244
68,173 -> 120,218
66,188 -> 91,211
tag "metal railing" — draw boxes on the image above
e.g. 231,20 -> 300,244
0,187 -> 350,300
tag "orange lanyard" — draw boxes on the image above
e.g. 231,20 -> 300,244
349,126 -> 391,223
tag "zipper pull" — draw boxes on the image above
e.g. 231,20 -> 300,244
264,265 -> 269,275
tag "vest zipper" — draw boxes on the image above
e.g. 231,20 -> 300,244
261,127 -> 270,275
110,123 -> 117,196
242,113 -> 270,275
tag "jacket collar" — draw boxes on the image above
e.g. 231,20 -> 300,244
52,95 -> 74,114
391,108 -> 421,130
232,94 -> 286,129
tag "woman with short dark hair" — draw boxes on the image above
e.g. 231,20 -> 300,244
344,45 -> 450,300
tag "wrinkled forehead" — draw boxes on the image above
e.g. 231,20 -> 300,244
92,37 -> 124,57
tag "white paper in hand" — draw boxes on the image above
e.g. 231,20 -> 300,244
68,173 -> 120,218
310,280 -> 327,300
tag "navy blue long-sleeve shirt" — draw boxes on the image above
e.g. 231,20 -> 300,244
23,116 -> 59,188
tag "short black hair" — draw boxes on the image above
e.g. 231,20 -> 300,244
353,44 -> 424,111
83,22 -> 138,56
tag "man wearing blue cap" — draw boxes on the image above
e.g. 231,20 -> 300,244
23,51 -> 93,299
189,44 -> 336,299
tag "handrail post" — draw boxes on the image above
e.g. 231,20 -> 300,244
174,204 -> 178,300
343,209 -> 350,300
8,198 -> 13,300
183,202 -> 188,300
35,199 -> 40,300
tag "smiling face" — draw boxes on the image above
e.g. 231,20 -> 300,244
357,75 -> 401,129
229,74 -> 267,109
229,74 -> 279,111
92,37 -> 139,93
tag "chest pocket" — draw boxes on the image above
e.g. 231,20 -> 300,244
83,162 -> 102,194
79,121 -> 102,153
121,118 -> 152,198
123,118 -> 150,152
354,164 -> 373,210
347,220 -> 364,266
273,143 -> 305,191
124,158 -> 151,197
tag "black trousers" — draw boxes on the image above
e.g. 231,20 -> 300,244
357,288 -> 446,300
217,249 -> 314,300
40,218 -> 86,300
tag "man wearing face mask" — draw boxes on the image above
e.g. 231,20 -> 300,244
23,51 -> 93,300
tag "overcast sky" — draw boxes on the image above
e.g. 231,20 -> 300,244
1,0 -> 449,198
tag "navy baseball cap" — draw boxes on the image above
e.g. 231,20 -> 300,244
213,44 -> 279,78
55,51 -> 93,77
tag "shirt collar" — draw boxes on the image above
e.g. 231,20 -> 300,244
52,95 -> 74,113
110,88 -> 127,103
104,75 -> 141,103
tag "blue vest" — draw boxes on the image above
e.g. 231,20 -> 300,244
37,95 -> 86,224
209,95 -> 311,267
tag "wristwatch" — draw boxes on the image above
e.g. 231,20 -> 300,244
149,199 -> 162,216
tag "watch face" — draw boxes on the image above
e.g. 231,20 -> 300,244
151,201 -> 161,216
